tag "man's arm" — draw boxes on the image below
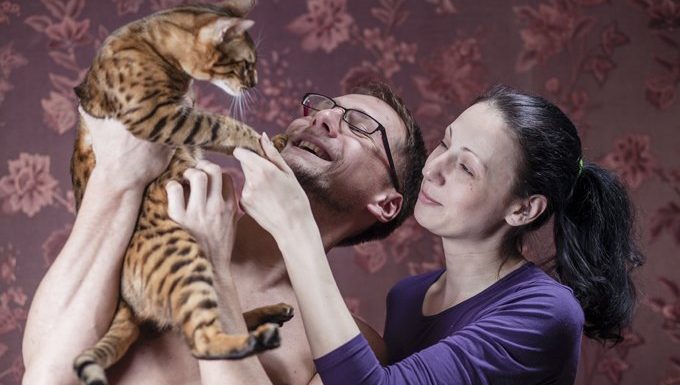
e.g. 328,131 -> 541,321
22,112 -> 171,385
22,171 -> 146,384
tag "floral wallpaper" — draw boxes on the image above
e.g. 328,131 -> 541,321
1,0 -> 679,384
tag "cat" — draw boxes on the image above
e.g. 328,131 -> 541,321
71,2 -> 291,384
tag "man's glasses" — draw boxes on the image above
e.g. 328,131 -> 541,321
301,93 -> 400,192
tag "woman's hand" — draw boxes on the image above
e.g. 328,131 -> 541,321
81,106 -> 173,191
233,133 -> 314,243
165,161 -> 241,271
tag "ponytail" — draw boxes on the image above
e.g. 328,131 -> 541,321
476,84 -> 644,345
554,162 -> 644,343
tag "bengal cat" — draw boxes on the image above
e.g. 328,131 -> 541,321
71,2 -> 291,384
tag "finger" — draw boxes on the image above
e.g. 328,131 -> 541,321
221,173 -> 244,218
195,160 -> 222,202
165,180 -> 186,221
234,147 -> 264,178
235,144 -> 280,174
260,133 -> 294,174
184,168 -> 208,211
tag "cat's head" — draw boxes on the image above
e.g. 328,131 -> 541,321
182,16 -> 258,96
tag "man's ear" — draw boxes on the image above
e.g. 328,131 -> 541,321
366,191 -> 403,223
505,194 -> 548,227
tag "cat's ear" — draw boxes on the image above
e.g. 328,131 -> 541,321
199,18 -> 255,44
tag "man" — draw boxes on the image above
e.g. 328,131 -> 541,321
22,82 -> 427,385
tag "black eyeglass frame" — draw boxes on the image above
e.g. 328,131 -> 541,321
301,93 -> 401,192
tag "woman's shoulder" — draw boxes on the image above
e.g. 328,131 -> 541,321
390,269 -> 444,292
387,269 -> 444,302
498,264 -> 585,330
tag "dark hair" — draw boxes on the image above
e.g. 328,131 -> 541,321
476,84 -> 644,344
338,81 -> 427,246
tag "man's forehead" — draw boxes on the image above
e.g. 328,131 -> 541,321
336,93 -> 407,141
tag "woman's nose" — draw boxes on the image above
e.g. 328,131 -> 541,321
423,151 -> 451,185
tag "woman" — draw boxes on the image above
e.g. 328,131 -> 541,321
186,85 -> 643,384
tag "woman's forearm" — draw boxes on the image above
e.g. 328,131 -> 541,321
22,169 -> 145,384
275,220 -> 360,359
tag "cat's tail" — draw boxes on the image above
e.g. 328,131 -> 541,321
73,302 -> 140,385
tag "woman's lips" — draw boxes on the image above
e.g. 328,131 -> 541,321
418,189 -> 441,205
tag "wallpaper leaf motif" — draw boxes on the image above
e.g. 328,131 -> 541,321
644,32 -> 680,110
0,43 -> 27,109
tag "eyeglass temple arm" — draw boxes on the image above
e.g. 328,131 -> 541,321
380,133 -> 400,192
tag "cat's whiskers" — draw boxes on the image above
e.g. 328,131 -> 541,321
254,30 -> 264,51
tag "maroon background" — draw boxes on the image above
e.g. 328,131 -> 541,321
1,0 -> 680,384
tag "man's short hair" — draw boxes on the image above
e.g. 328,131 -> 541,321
339,81 -> 427,246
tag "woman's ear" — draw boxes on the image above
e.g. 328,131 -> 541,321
505,194 -> 547,227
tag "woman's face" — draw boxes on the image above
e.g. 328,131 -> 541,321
414,102 -> 523,241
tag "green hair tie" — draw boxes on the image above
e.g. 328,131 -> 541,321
577,158 -> 584,177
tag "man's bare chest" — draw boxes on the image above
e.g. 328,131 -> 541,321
108,277 -> 315,385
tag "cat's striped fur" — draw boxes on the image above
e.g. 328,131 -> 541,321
71,3 -> 291,384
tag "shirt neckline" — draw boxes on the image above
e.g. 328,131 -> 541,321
420,261 -> 534,319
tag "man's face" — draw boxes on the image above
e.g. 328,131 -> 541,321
280,93 -> 406,214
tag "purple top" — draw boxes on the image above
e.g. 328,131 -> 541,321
315,262 -> 584,385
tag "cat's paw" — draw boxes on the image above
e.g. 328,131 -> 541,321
252,323 -> 281,351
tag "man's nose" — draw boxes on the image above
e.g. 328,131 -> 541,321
311,108 -> 343,137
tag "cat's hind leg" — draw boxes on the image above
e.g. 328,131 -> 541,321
172,282 -> 282,359
73,301 -> 140,385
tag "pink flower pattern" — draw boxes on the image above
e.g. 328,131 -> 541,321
287,0 -> 354,53
0,2 -> 20,25
632,0 -> 680,30
600,134 -> 656,189
514,0 -> 579,72
0,153 -> 58,217
413,38 -> 487,120
353,241 -> 388,274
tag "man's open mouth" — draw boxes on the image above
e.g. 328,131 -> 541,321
293,139 -> 331,161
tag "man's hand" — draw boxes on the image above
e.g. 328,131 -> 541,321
165,160 -> 241,271
80,107 -> 173,191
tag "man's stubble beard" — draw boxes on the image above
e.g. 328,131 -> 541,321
289,161 -> 356,215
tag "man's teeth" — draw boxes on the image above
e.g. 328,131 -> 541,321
298,140 -> 328,160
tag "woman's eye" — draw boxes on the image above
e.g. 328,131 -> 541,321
460,163 -> 473,176
439,140 -> 448,149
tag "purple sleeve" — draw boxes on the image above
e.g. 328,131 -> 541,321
314,289 -> 583,385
